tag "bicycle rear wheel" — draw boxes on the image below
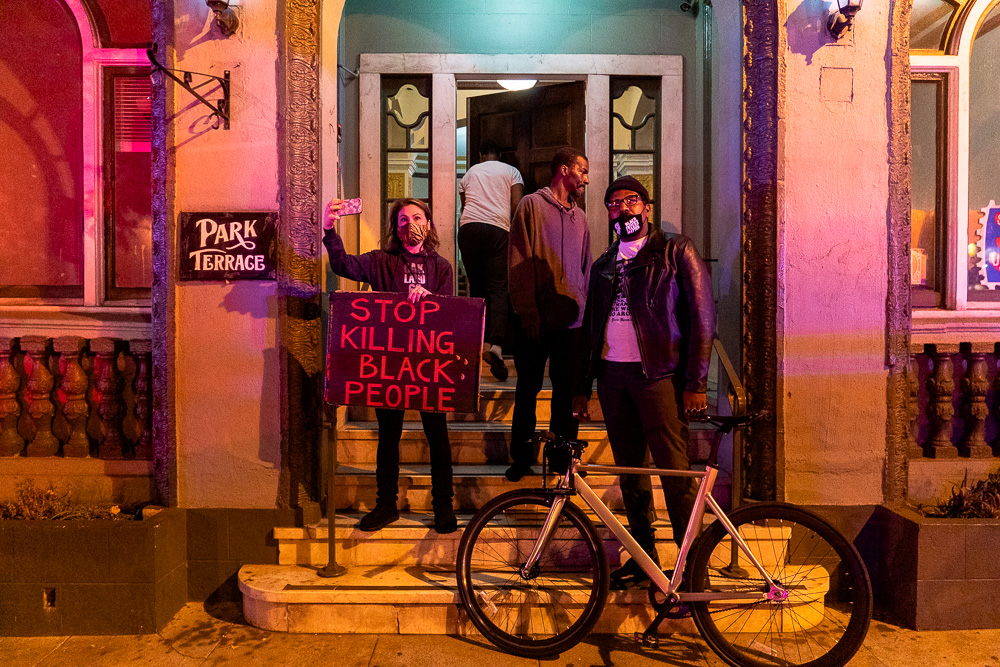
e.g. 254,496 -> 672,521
688,502 -> 872,667
456,489 -> 609,658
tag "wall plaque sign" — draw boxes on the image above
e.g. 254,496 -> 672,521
179,211 -> 277,281
324,291 -> 485,413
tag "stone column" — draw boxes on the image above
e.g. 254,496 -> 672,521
54,336 -> 91,457
925,345 -> 958,459
22,335 -> 58,457
959,343 -> 991,458
0,336 -> 24,456
131,340 -> 153,460
92,338 -> 125,459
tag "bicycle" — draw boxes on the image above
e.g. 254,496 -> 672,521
455,412 -> 873,666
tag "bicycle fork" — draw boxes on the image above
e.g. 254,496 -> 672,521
520,494 -> 568,579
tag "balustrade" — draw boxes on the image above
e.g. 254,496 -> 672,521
0,336 -> 153,460
910,342 -> 1000,459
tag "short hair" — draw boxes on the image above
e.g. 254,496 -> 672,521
550,146 -> 586,177
382,198 -> 440,253
479,139 -> 500,157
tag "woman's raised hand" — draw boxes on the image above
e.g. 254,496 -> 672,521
324,199 -> 345,230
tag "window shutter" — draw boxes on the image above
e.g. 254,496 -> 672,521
115,77 -> 151,153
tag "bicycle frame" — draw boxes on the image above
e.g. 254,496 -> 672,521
522,457 -> 786,605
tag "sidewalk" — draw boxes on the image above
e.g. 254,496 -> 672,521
2,601 -> 998,666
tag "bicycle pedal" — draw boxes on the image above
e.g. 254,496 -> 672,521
633,632 -> 659,648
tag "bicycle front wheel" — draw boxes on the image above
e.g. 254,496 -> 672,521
456,490 -> 609,658
688,502 -> 872,667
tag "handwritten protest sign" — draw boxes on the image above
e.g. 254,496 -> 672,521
324,291 -> 485,413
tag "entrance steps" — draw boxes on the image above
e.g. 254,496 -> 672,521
240,512 -> 698,635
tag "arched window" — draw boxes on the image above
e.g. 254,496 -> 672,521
0,0 -> 151,331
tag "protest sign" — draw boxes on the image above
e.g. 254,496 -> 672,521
324,291 -> 485,413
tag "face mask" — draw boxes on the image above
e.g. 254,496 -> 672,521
401,223 -> 428,247
612,212 -> 644,239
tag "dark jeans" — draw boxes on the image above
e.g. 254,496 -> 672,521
374,408 -> 453,509
597,361 -> 697,551
458,222 -> 509,348
509,325 -> 580,466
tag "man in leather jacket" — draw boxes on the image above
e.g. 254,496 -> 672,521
572,175 -> 715,589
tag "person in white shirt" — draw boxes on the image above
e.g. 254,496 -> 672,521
458,139 -> 523,381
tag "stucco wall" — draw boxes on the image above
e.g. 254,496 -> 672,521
171,0 -> 281,507
778,0 -> 889,505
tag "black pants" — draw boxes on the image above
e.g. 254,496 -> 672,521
509,326 -> 580,466
458,222 -> 509,348
374,408 -> 453,509
597,361 -> 697,551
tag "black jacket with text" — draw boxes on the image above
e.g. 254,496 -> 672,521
575,227 -> 716,396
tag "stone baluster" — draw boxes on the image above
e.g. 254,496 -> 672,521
924,345 -> 958,459
21,335 -> 59,456
131,340 -> 153,460
958,343 -> 992,458
53,336 -> 91,457
91,338 -> 125,459
0,336 -> 25,456
906,351 -> 922,458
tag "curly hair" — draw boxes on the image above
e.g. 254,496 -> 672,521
381,198 -> 440,253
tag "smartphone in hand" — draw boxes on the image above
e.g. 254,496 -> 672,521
339,197 -> 363,216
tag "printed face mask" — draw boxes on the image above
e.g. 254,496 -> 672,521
401,223 -> 428,247
612,213 -> 643,238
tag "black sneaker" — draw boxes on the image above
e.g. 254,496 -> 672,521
610,558 -> 653,590
505,462 -> 533,482
433,505 -> 458,534
357,504 -> 399,532
483,349 -> 509,382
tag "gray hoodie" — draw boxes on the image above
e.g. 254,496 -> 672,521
508,186 -> 592,330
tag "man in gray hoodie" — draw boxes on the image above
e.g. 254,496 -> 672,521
505,147 -> 592,481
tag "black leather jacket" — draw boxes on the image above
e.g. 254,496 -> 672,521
575,227 -> 716,396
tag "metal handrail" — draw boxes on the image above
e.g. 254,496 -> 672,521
712,338 -> 747,509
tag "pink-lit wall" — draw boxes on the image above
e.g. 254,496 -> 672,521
170,0 -> 282,507
777,1 -> 889,505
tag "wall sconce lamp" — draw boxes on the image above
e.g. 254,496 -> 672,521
828,0 -> 863,40
207,0 -> 239,37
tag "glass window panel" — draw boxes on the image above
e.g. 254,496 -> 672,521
968,3 -> 1000,300
612,85 -> 656,151
910,0 -> 960,52
108,72 -> 152,292
613,154 -> 655,186
386,84 -> 429,150
910,78 -> 943,305
0,1 -> 83,296
386,152 -> 430,201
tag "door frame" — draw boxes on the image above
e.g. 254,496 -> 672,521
356,54 -> 684,275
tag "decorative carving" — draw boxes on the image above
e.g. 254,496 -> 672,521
132,340 -> 153,460
0,336 -> 24,456
151,0 -> 177,504
740,0 -> 779,501
959,345 -> 991,458
279,0 -> 324,511
884,0 -> 913,506
925,347 -> 958,459
21,335 -> 58,457
91,338 -> 125,459
53,336 -> 91,457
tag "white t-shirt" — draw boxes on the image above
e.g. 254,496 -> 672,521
602,235 -> 648,363
458,160 -> 524,231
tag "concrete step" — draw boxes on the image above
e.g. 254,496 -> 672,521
275,512 -> 687,568
334,421 -> 718,466
239,563 -> 696,635
328,464 -> 730,513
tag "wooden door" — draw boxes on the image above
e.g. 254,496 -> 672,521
467,82 -> 586,203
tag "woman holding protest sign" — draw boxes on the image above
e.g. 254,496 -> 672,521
324,197 -> 457,534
